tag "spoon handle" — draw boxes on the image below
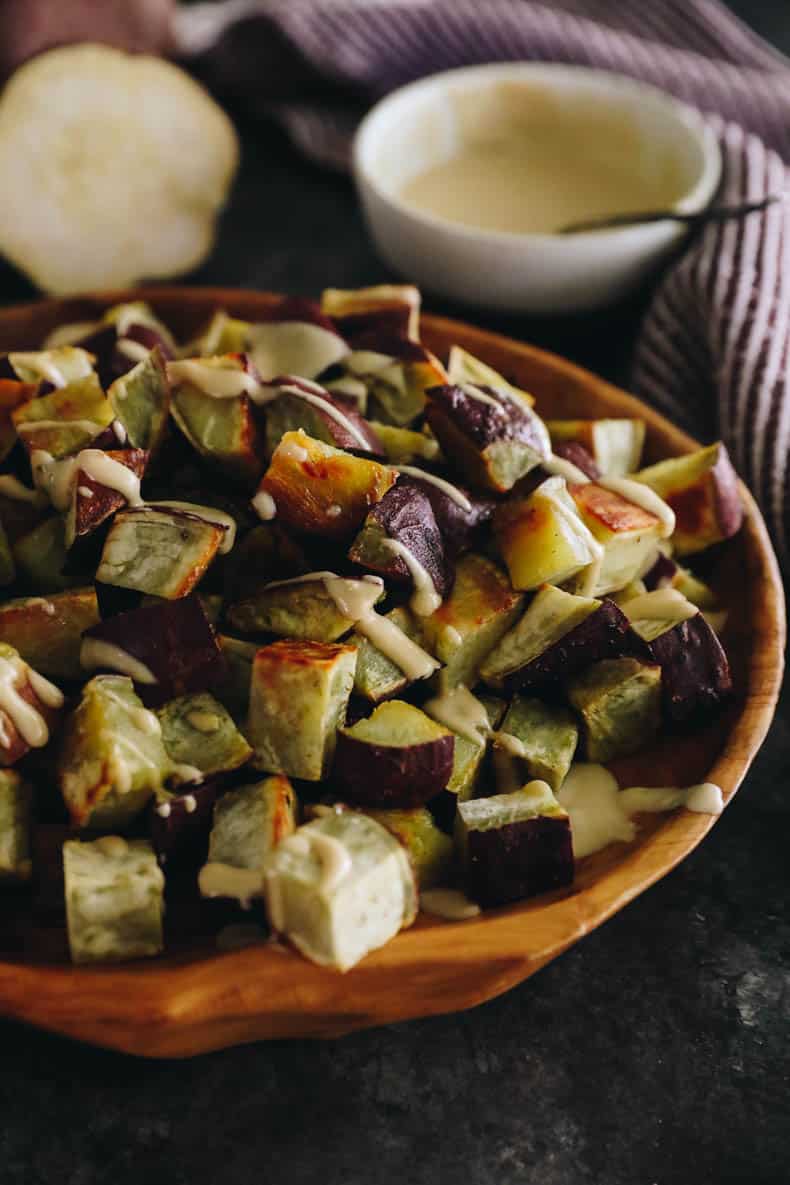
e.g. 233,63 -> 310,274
559,194 -> 783,235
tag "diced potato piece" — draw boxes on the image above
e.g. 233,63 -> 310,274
0,44 -> 239,294
96,507 -> 225,599
425,383 -> 550,493
258,430 -> 396,539
633,443 -> 743,556
12,373 -> 112,458
9,346 -> 95,387
421,554 -> 524,690
171,382 -> 263,488
12,515 -> 75,592
222,522 -> 309,603
245,298 -> 349,381
63,836 -> 164,964
157,692 -> 252,780
207,775 -> 297,872
567,658 -> 662,763
446,345 -> 535,407
214,635 -> 257,720
362,806 -> 453,889
59,675 -> 169,829
262,382 -> 382,458
263,810 -> 417,971
480,584 -> 631,694
321,284 -> 421,340
334,700 -> 455,808
348,483 -> 451,601
0,588 -> 99,679
345,338 -> 447,426
445,692 -> 506,805
249,640 -> 357,781
494,477 -> 599,590
547,419 -> 645,476
227,576 -> 379,642
456,782 -> 573,908
351,606 -> 429,703
0,770 -> 32,882
108,346 -> 170,452
569,482 -> 664,595
498,697 -> 579,792
65,448 -> 149,548
368,422 -> 441,466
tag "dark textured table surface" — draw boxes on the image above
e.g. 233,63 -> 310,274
2,6 -> 789,1185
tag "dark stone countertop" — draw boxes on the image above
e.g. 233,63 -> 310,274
1,5 -> 789,1183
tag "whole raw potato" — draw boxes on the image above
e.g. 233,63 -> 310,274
0,0 -> 176,77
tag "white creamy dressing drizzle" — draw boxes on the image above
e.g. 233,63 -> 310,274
278,435 -> 309,464
186,709 -> 222,734
252,490 -> 277,521
493,731 -> 527,758
557,764 -> 724,860
542,454 -> 591,484
167,359 -> 261,399
94,835 -> 129,859
31,448 -> 143,512
394,464 -> 472,511
0,475 -> 46,505
170,765 -> 204,787
424,684 -> 490,744
599,476 -> 676,538
382,538 -> 442,615
26,598 -> 56,616
17,417 -> 106,437
273,384 -> 371,450
112,421 -> 127,445
457,382 -> 501,407
146,501 -> 236,554
0,655 -> 63,748
199,862 -> 265,908
116,338 -> 151,364
420,888 -> 481,920
80,639 -> 158,685
77,486 -> 94,499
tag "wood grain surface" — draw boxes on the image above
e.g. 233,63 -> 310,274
0,287 -> 783,1058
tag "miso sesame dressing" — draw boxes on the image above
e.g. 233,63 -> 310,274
31,448 -> 143,512
115,338 -> 151,364
420,889 -> 481,921
381,538 -> 442,615
251,490 -> 277,521
166,358 -> 262,399
80,639 -> 158,685
8,352 -> 67,387
394,465 -> 472,510
542,454 -> 591,484
424,684 -> 525,754
198,862 -> 265,908
145,501 -> 237,554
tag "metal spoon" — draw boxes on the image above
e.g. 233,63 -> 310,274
559,193 -> 783,235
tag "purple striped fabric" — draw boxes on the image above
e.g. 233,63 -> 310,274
177,0 -> 790,567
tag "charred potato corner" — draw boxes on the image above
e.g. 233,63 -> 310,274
0,288 -> 740,971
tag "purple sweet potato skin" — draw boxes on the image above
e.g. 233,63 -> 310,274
647,613 -> 733,724
149,780 -> 219,872
332,307 -> 412,345
552,441 -> 601,481
350,483 -> 453,599
504,599 -> 633,694
425,384 -> 547,453
465,814 -> 574,908
643,550 -> 679,590
83,594 -> 225,706
268,376 -> 383,456
399,474 -> 493,557
333,731 -> 455,808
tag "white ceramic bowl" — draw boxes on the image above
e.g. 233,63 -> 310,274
353,64 -> 721,314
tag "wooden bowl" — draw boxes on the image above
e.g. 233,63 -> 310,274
0,288 -> 783,1058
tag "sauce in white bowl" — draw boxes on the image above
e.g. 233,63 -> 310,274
353,64 -> 721,314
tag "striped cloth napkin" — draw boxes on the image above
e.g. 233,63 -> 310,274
177,0 -> 790,570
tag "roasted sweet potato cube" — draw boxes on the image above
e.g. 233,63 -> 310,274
0,769 -> 32,882
351,605 -> 431,703
81,595 -> 224,706
569,482 -> 665,594
12,373 -> 113,458
157,691 -> 252,781
96,507 -> 225,599
12,515 -> 76,592
227,575 -> 382,642
499,697 -> 579,792
65,448 -> 148,547
445,345 -> 535,407
187,309 -> 251,357
567,657 -> 663,762
345,335 -> 447,426
348,483 -> 452,602
639,612 -> 733,725
107,346 -> 170,453
258,430 -> 396,539
0,642 -> 63,767
456,782 -> 574,908
547,419 -> 645,476
362,805 -> 453,889
425,383 -> 550,493
0,587 -> 99,679
420,554 -> 524,690
214,635 -> 258,720
633,443 -> 743,556
480,585 -> 632,694
170,356 -> 263,488
9,346 -> 94,387
59,676 -> 169,829
64,836 -> 164,964
494,477 -> 599,590
321,284 -> 421,341
206,775 -> 298,874
368,422 -> 441,466
261,377 -> 382,457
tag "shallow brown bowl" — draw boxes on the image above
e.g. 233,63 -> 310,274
0,287 -> 783,1057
